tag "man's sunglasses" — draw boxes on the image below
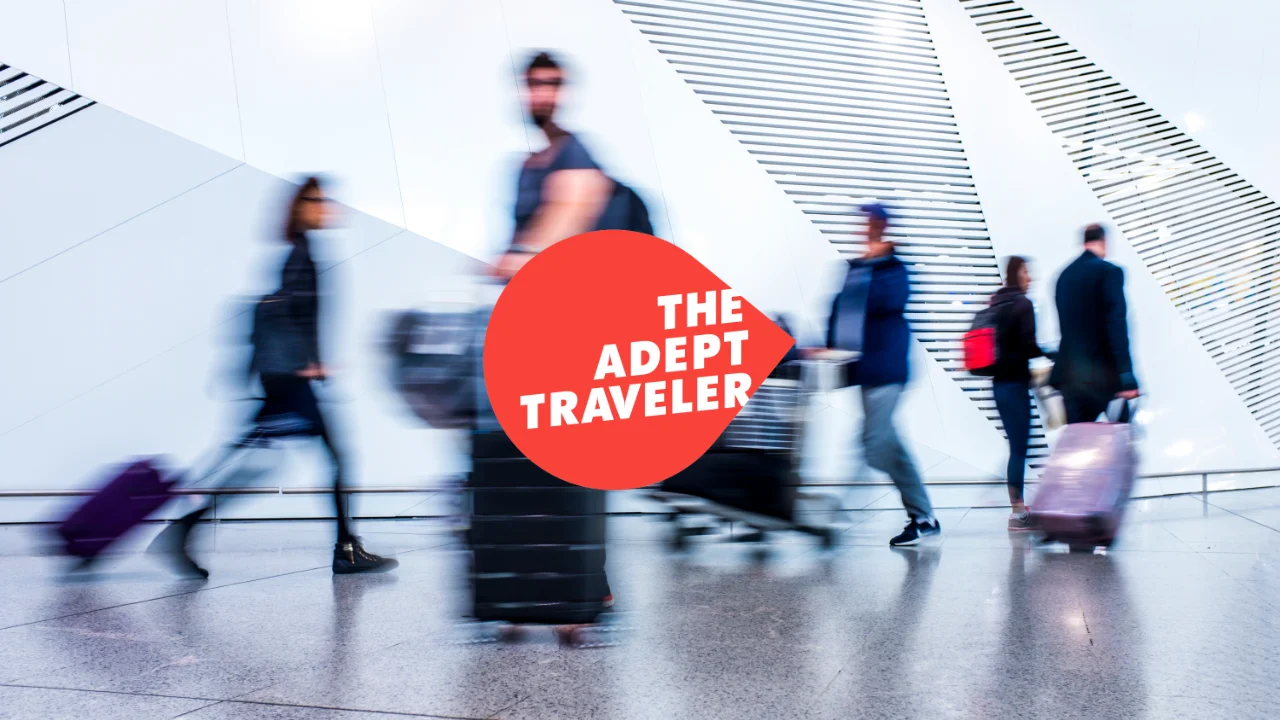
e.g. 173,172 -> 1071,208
526,77 -> 563,89
300,196 -> 328,204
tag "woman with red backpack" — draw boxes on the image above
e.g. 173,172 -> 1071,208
988,256 -> 1047,531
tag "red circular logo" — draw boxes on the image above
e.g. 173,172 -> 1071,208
483,231 -> 795,490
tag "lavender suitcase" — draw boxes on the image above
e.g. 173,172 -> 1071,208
1030,422 -> 1136,549
57,458 -> 175,559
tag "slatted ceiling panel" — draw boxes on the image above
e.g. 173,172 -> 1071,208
619,0 -> 1051,465
0,64 -> 95,148
961,0 -> 1280,447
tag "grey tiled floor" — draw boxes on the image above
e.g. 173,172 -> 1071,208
4,489 -> 1280,719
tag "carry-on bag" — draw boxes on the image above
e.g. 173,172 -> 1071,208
57,458 -> 176,560
385,306 -> 483,429
1030,402 -> 1137,549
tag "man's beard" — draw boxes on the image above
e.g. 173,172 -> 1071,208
528,107 -> 554,129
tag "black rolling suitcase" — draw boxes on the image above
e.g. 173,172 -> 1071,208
662,451 -> 795,520
652,355 -> 835,548
467,431 -> 609,626
659,359 -> 803,520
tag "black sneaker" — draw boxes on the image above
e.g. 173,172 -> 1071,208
333,539 -> 399,574
889,518 -> 941,547
149,521 -> 209,579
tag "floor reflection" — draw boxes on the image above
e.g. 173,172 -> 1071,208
2,496 -> 1279,720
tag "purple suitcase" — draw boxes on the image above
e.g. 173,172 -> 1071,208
1030,422 -> 1136,549
57,458 -> 176,559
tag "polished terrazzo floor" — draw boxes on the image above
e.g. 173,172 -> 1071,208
4,488 -> 1280,719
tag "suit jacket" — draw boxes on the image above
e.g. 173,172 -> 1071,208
1049,250 -> 1137,395
827,254 -> 910,387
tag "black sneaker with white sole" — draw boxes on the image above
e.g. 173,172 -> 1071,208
889,518 -> 941,547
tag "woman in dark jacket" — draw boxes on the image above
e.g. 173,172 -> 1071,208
991,256 -> 1044,531
156,177 -> 396,577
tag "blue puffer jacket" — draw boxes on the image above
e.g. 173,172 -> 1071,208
827,255 -> 911,387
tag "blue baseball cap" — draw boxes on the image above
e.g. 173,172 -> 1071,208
860,203 -> 890,223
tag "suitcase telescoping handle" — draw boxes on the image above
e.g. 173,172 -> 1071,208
1106,396 -> 1144,441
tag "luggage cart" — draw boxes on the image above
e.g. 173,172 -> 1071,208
648,360 -> 841,550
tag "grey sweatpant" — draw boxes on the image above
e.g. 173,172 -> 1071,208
861,383 -> 933,520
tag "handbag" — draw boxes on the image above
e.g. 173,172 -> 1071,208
1032,364 -> 1066,430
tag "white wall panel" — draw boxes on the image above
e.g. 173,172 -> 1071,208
0,163 -> 401,437
5,0 -> 1280,520
225,0 -> 405,227
371,0 -> 528,261
0,0 -> 72,88
0,105 -> 240,283
624,18 -> 1011,482
63,0 -> 245,161
624,14 -> 835,343
925,0 -> 1280,473
1019,0 -> 1280,206
0,160 -> 475,515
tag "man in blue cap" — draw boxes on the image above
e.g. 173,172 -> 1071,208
825,203 -> 939,546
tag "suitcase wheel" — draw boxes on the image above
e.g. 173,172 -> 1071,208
555,624 -> 615,648
498,625 -> 527,643
554,626 -> 580,647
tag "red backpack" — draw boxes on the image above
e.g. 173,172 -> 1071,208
963,297 -> 1011,376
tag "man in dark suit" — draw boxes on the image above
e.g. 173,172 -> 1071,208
1050,224 -> 1140,423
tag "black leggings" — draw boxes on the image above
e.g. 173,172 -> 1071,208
183,375 -> 353,543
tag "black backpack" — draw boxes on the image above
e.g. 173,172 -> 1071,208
595,180 -> 654,235
617,182 -> 653,235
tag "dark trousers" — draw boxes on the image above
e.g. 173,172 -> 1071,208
993,380 -> 1032,503
182,375 -> 353,543
1062,387 -> 1128,425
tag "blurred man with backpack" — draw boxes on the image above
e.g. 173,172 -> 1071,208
495,51 -> 652,280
